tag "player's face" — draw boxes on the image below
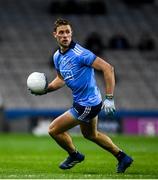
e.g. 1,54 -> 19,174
53,25 -> 72,48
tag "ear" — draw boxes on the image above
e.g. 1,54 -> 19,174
53,31 -> 57,38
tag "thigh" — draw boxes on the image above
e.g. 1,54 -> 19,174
49,111 -> 80,134
80,116 -> 98,137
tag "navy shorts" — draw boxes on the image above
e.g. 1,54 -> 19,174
69,102 -> 102,123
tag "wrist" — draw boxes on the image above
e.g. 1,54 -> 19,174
105,94 -> 114,100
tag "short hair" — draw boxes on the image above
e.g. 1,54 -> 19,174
53,18 -> 72,32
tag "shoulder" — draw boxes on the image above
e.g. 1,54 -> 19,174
74,44 -> 97,65
76,43 -> 89,53
71,43 -> 92,57
53,49 -> 60,69
70,43 -> 83,56
53,49 -> 60,60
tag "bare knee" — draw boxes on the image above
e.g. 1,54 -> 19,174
48,119 -> 61,137
48,126 -> 57,138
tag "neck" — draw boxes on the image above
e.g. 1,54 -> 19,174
60,46 -> 69,53
58,41 -> 75,54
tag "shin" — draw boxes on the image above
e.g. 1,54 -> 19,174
48,111 -> 79,154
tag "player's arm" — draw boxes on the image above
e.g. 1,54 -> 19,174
92,57 -> 116,115
92,57 -> 115,95
47,72 -> 65,93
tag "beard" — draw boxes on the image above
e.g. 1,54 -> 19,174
58,38 -> 71,48
60,43 -> 69,48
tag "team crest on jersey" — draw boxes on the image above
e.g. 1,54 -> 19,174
60,70 -> 74,80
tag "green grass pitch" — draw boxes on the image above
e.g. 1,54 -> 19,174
0,133 -> 158,179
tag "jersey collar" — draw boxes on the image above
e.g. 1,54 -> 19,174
59,41 -> 76,55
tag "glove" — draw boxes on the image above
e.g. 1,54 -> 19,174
28,86 -> 48,96
103,95 -> 116,116
29,89 -> 48,96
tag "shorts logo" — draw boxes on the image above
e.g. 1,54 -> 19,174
78,106 -> 91,121
60,70 -> 74,80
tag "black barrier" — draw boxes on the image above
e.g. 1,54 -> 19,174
4,109 -> 158,120
3,109 -> 158,135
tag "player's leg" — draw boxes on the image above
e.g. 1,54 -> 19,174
48,111 -> 84,169
48,111 -> 79,153
80,116 -> 133,173
80,116 -> 120,155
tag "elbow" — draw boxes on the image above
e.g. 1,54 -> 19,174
102,63 -> 115,78
110,64 -> 114,73
104,63 -> 114,72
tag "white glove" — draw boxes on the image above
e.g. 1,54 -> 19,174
103,95 -> 116,116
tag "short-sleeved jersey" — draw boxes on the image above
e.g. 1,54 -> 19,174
53,41 -> 102,106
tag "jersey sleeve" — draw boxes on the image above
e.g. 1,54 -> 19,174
81,49 -> 97,66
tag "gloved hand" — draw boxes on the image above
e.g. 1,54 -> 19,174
29,89 -> 48,96
103,95 -> 116,116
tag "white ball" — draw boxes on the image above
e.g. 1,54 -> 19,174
27,72 -> 47,93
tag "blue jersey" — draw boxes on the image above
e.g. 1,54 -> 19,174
53,41 -> 102,106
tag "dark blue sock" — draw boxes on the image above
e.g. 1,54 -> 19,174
115,151 -> 126,161
69,150 -> 78,158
